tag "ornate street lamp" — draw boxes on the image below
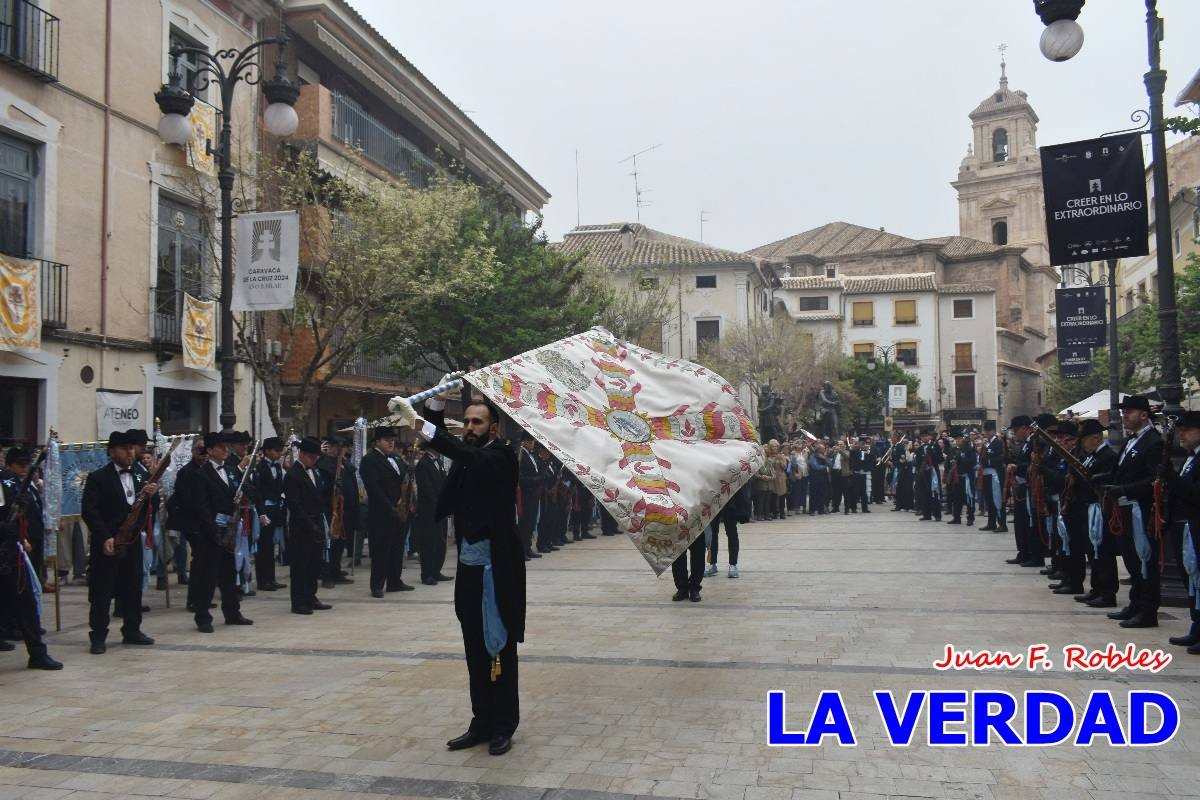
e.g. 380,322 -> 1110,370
154,36 -> 298,431
1033,0 -> 1183,419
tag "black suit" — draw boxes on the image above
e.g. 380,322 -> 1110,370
951,446 -> 977,524
174,460 -> 243,625
415,452 -> 448,581
361,446 -> 407,593
0,474 -> 49,659
253,457 -> 287,587
516,448 -> 541,555
1111,426 -> 1165,616
423,407 -> 525,739
847,449 -> 870,513
982,435 -> 1006,530
1168,446 -> 1200,628
285,461 -> 326,611
81,461 -> 154,643
1,471 -> 43,582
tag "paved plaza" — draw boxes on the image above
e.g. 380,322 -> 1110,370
1,509 -> 1200,800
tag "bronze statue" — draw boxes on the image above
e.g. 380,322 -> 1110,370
817,381 -> 841,439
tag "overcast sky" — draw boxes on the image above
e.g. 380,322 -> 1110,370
352,0 -> 1200,254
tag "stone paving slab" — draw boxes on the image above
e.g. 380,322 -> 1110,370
0,508 -> 1198,799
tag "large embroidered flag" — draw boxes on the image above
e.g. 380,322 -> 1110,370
464,327 -> 764,575
0,253 -> 39,351
182,292 -> 216,370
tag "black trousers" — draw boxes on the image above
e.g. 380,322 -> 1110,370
368,515 -> 403,593
982,473 -> 1004,528
289,532 -> 319,610
517,495 -> 538,553
256,524 -> 279,587
190,535 -> 240,625
1118,505 -> 1160,614
570,494 -> 594,539
537,502 -> 566,548
455,563 -> 519,738
1062,510 -> 1089,589
846,473 -> 869,512
1,563 -> 47,658
871,465 -> 886,503
89,547 -> 143,642
830,473 -> 845,511
808,473 -> 829,513
707,512 -> 739,566
1012,489 -> 1034,560
416,514 -> 447,580
920,473 -> 941,519
672,534 -> 706,592
951,478 -> 974,522
600,506 -> 619,535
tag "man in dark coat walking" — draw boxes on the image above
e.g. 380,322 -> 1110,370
391,380 -> 525,756
360,427 -> 412,597
285,437 -> 332,615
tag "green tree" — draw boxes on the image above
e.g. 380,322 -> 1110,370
830,356 -> 920,433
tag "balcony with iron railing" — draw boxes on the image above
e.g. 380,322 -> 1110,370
0,0 -> 59,82
39,256 -> 66,328
152,289 -> 220,348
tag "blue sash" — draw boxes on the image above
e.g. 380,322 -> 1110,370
20,549 -> 41,619
962,475 -> 974,506
458,539 -> 508,658
930,470 -> 941,500
983,467 -> 1001,511
1117,498 -> 1151,578
1088,503 -> 1105,559
1183,523 -> 1200,610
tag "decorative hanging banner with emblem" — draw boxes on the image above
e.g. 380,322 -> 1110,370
182,292 -> 216,370
187,103 -> 217,177
1040,133 -> 1149,267
0,253 -> 39,351
1058,346 -> 1093,380
1055,286 -> 1107,348
463,327 -> 765,576
232,211 -> 299,311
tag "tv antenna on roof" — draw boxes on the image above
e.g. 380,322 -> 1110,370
618,143 -> 661,222
699,209 -> 710,242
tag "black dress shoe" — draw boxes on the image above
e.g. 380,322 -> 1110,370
334,577 -> 354,584
1086,596 -> 1117,608
1187,642 -> 1200,656
28,653 -> 63,670
1019,560 -> 1045,568
995,526 -> 1008,532
1107,606 -> 1137,620
979,525 -> 997,531
0,640 -> 14,652
447,730 -> 489,751
196,623 -> 215,633
1074,591 -> 1100,603
1047,583 -> 1065,591
1039,567 -> 1056,576
1169,631 -> 1200,647
259,584 -> 277,591
421,577 -> 438,586
536,547 -> 550,554
689,589 -> 702,602
387,582 -> 415,592
671,589 -> 688,601
526,552 -> 541,559
311,601 -> 332,610
1119,613 -> 1158,629
273,582 -> 287,589
489,734 -> 513,756
1005,557 -> 1023,565
946,519 -> 961,525
580,533 -> 596,539
1053,585 -> 1084,595
292,607 -> 314,615
435,574 -> 454,581
89,641 -> 106,655
121,633 -> 155,645
371,590 -> 384,599
321,580 -> 336,590
224,616 -> 254,625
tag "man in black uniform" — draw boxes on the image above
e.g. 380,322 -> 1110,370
847,438 -> 871,514
0,450 -> 62,669
1104,395 -> 1164,628
175,432 -> 254,632
361,426 -> 411,597
81,431 -> 158,654
948,433 -> 976,525
980,420 -> 1007,532
252,437 -> 287,592
569,471 -> 597,539
870,434 -> 889,505
1068,419 -> 1120,608
1005,416 -> 1041,567
537,450 -> 568,553
393,383 -> 525,756
285,437 -> 332,615
918,431 -> 943,521
1040,420 -> 1082,594
1032,415 -> 1065,580
1163,411 -> 1200,651
415,440 -> 450,585
516,434 -> 541,560
317,437 -> 357,590
1,448 -> 44,585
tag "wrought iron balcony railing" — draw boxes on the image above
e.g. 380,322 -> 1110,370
331,93 -> 436,189
39,256 -> 66,328
0,0 -> 59,82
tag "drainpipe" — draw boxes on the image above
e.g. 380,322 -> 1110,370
99,0 -> 112,380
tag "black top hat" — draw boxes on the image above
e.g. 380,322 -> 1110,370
984,420 -> 997,431
1078,419 -> 1105,437
1055,420 -> 1079,437
106,430 -> 130,448
203,431 -> 230,449
1010,415 -> 1033,429
4,446 -> 32,465
262,436 -> 284,451
1118,395 -> 1151,413
124,429 -> 149,446
373,426 -> 399,441
298,436 -> 322,455
1034,413 -> 1057,429
1177,410 -> 1200,429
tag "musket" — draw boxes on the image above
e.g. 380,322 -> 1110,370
1154,415 -> 1177,553
1028,424 -> 1103,499
3,448 -> 47,526
328,448 -> 347,541
876,436 -> 906,466
114,438 -> 183,556
220,441 -> 261,553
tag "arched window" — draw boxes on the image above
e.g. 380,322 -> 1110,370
992,219 -> 1008,246
992,128 -> 1009,162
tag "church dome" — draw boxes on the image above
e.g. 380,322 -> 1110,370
970,75 -> 1039,123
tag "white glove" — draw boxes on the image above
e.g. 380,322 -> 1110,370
389,396 -> 418,426
425,371 -> 463,412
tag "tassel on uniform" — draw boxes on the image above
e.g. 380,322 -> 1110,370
490,654 -> 501,682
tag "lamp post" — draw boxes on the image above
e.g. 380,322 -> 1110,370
867,345 -> 899,432
154,36 -> 299,432
1034,0 -> 1183,419
998,373 -> 1009,424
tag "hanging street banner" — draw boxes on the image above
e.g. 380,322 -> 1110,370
1058,346 -> 1093,380
182,293 -> 217,370
1040,133 -> 1149,267
232,211 -> 299,311
96,391 -> 144,440
460,327 -> 764,576
0,253 -> 39,351
187,103 -> 217,177
888,384 -> 908,410
1055,286 -> 1107,348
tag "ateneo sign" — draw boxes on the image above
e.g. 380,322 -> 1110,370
1040,133 -> 1149,267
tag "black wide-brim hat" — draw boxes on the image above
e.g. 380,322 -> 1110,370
1177,410 -> 1200,429
298,436 -> 322,455
1118,395 -> 1151,413
1078,419 -> 1105,437
373,426 -> 399,441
